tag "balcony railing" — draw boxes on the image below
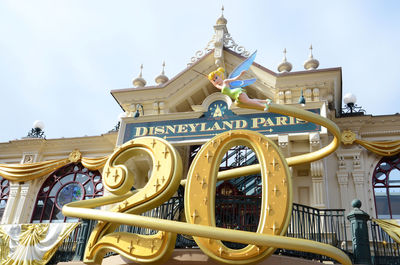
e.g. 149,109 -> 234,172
47,195 -> 356,264
278,203 -> 349,261
370,221 -> 400,265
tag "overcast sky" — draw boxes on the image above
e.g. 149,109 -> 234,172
0,0 -> 399,143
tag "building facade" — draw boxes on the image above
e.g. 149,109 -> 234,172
0,12 -> 399,265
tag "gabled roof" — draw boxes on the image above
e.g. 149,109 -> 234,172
111,11 -> 343,116
111,47 -> 342,115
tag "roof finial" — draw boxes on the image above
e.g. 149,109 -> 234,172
139,64 -> 144,77
162,61 -> 166,74
132,64 -> 147,87
303,44 -> 320,70
283,48 -> 288,61
216,5 -> 227,25
277,48 -> 292,73
155,61 -> 169,85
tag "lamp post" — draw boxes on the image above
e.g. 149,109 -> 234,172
343,93 -> 357,113
109,113 -> 126,132
27,120 -> 46,139
341,93 -> 365,116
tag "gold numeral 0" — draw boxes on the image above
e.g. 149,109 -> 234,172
185,130 -> 292,264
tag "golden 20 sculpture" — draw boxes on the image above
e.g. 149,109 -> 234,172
62,102 -> 351,265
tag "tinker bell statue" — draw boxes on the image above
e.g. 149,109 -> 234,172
207,51 -> 270,110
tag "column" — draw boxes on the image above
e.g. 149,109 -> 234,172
352,171 -> 366,208
309,132 -> 326,208
311,161 -> 325,208
1,183 -> 20,224
12,182 -> 36,224
337,171 -> 350,212
351,152 -> 368,210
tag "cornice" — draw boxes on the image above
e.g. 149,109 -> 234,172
360,130 -> 400,137
123,111 -> 204,124
0,133 -> 117,157
336,147 -> 363,157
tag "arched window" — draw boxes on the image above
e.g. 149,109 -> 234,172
31,163 -> 103,223
373,155 -> 400,219
0,176 -> 10,220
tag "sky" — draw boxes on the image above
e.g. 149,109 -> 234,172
0,0 -> 399,143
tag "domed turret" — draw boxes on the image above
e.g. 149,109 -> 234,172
132,64 -> 146,87
155,61 -> 169,85
277,48 -> 293,73
303,45 -> 319,70
216,6 -> 227,25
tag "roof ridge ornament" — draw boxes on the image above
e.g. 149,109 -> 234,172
155,61 -> 169,85
132,64 -> 147,87
303,44 -> 320,70
188,7 -> 250,67
277,48 -> 293,73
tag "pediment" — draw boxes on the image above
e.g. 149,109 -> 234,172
111,49 -> 279,115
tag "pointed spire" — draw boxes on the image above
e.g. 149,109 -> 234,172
277,48 -> 293,73
283,48 -> 287,61
161,61 -> 166,75
155,61 -> 169,85
309,45 -> 314,58
216,5 -> 227,25
304,44 -> 320,70
139,64 -> 143,77
132,64 -> 146,87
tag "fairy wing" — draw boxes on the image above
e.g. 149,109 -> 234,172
230,78 -> 257,89
228,50 -> 257,79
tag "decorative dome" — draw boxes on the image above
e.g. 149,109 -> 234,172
132,64 -> 146,87
155,61 -> 169,85
277,48 -> 293,73
303,45 -> 319,70
216,6 -> 227,25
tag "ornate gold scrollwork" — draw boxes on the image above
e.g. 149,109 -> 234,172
63,104 -> 352,265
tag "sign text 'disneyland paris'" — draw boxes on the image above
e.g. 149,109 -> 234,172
134,116 -> 307,137
123,100 -> 321,142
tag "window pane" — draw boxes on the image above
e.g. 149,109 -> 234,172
380,162 -> 391,171
42,198 -> 55,220
85,182 -> 94,195
50,182 -> 61,197
375,187 -> 390,219
60,173 -> 74,185
76,173 -> 87,184
375,171 -> 386,181
32,162 -> 103,223
389,169 -> 400,186
389,187 -> 400,219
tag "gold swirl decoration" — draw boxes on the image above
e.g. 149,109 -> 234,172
342,130 -> 400,156
62,103 -> 351,265
0,150 -> 108,182
372,219 -> 400,244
